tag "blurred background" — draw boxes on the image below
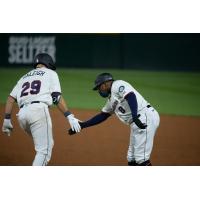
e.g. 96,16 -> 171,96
0,33 -> 200,165
0,33 -> 200,116
1,33 -> 200,70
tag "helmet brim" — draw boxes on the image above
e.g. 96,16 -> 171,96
93,84 -> 100,90
93,73 -> 114,91
93,79 -> 114,90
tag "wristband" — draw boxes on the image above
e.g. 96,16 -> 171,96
5,113 -> 11,119
64,111 -> 72,117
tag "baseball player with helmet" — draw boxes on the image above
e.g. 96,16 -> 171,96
68,73 -> 160,166
1,53 -> 81,166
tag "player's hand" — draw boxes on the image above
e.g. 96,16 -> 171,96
134,118 -> 147,129
67,114 -> 81,133
68,122 -> 84,135
68,128 -> 77,135
2,119 -> 13,136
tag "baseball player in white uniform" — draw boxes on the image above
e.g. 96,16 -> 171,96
68,73 -> 160,166
2,53 -> 81,166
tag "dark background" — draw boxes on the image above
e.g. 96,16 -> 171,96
0,33 -> 200,70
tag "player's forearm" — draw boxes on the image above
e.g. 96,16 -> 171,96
56,95 -> 70,114
81,112 -> 111,128
4,96 -> 15,118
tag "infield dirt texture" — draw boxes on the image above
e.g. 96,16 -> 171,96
0,106 -> 200,166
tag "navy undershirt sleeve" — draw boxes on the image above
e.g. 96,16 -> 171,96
80,112 -> 111,128
124,92 -> 138,120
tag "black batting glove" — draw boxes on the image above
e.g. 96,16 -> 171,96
68,122 -> 85,135
133,118 -> 147,129
68,128 -> 77,135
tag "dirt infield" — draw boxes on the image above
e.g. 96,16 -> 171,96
0,105 -> 200,166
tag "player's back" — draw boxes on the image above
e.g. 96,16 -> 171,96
11,67 -> 60,107
111,80 -> 148,109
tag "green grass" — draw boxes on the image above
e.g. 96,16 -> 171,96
0,68 -> 200,116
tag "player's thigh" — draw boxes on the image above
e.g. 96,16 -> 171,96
31,122 -> 53,152
17,109 -> 31,134
132,115 -> 157,158
30,107 -> 53,153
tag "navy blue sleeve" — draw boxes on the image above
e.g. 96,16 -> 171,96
80,112 -> 111,128
124,92 -> 138,120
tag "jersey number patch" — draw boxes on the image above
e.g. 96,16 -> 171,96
20,80 -> 41,97
118,106 -> 126,114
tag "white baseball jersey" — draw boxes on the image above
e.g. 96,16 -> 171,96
10,67 -> 61,107
101,80 -> 160,164
102,80 -> 149,125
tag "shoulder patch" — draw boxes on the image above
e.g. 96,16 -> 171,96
119,85 -> 125,93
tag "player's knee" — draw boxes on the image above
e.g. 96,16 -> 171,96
33,152 -> 48,166
36,146 -> 52,158
46,150 -> 53,163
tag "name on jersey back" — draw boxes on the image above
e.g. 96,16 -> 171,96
23,70 -> 46,79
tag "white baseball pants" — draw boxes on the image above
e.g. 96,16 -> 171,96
17,103 -> 54,166
127,106 -> 160,164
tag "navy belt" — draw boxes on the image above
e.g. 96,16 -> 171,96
20,101 -> 40,109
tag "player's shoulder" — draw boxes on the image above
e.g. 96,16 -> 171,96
111,80 -> 131,92
42,67 -> 56,73
42,67 -> 59,78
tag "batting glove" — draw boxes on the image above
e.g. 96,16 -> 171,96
68,122 -> 85,135
67,114 -> 81,133
2,119 -> 13,136
68,128 -> 77,135
134,118 -> 147,129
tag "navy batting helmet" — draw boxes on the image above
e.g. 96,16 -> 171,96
93,73 -> 114,90
33,53 -> 56,70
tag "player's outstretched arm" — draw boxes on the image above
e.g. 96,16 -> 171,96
56,95 -> 81,133
2,96 -> 15,136
68,112 -> 111,135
